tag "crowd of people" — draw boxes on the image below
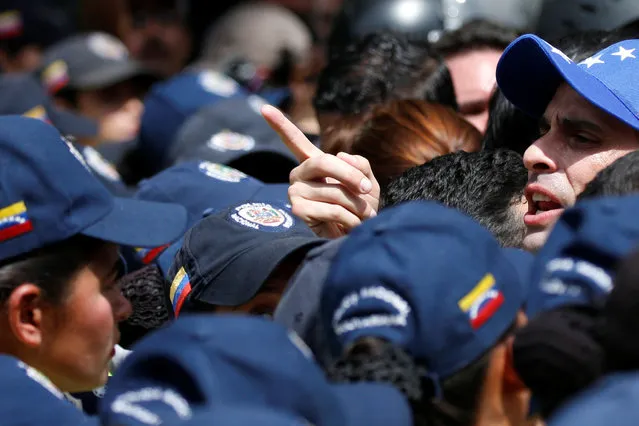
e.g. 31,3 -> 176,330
1,0 -> 639,425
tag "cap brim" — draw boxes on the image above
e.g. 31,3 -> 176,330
497,34 -> 639,130
48,108 -> 98,138
74,60 -> 158,90
200,236 -> 325,306
81,197 -> 188,248
332,383 -> 412,426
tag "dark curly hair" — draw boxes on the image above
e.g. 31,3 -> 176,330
313,31 -> 457,116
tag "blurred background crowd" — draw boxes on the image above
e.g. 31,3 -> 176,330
3,0 -> 639,425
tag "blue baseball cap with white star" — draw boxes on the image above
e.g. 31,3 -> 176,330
497,35 -> 639,130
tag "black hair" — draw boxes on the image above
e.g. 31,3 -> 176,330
51,87 -> 80,109
327,325 -> 515,426
618,17 -> 639,38
380,149 -> 528,248
598,248 -> 639,373
118,263 -> 171,347
577,151 -> 639,201
0,235 -> 106,305
434,19 -> 519,57
552,29 -> 627,63
482,88 -> 539,156
513,304 -> 605,419
514,243 -> 639,420
313,31 -> 457,116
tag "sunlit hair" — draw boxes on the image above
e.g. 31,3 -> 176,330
324,100 -> 481,188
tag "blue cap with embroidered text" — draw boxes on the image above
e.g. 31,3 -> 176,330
497,34 -> 639,130
526,195 -> 639,317
548,372 -> 639,426
0,116 -> 187,261
167,201 -> 324,315
0,355 -> 98,425
138,70 -> 248,171
100,315 -> 412,426
169,96 -> 298,182
320,201 -> 524,381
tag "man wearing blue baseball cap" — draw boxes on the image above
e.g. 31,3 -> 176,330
0,73 -> 132,197
118,161 -> 291,332
318,200 -> 529,426
262,34 -> 639,251
40,32 -> 156,149
167,200 -> 324,318
0,117 -> 186,400
495,34 -> 639,252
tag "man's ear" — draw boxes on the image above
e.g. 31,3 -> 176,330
6,284 -> 45,348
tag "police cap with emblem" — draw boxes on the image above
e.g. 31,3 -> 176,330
167,201 -> 324,316
40,32 -> 158,94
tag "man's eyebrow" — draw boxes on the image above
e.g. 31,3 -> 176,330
560,116 -> 603,133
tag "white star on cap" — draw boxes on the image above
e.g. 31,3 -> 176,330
611,46 -> 636,61
580,54 -> 605,68
551,47 -> 572,63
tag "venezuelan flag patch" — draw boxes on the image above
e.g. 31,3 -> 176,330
42,60 -> 70,94
0,201 -> 33,242
0,11 -> 22,39
458,273 -> 504,330
135,244 -> 170,264
170,267 -> 192,316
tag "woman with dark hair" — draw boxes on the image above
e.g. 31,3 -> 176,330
318,201 -> 528,426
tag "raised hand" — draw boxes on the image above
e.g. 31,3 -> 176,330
261,105 -> 380,238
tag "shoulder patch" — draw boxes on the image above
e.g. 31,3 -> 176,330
207,131 -> 255,153
198,162 -> 247,182
229,202 -> 294,232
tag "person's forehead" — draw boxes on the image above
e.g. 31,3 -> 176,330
446,49 -> 502,100
445,48 -> 503,70
545,83 -> 633,131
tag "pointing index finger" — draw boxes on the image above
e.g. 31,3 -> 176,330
261,104 -> 323,162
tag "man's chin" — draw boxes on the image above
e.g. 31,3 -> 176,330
522,227 -> 551,253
